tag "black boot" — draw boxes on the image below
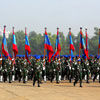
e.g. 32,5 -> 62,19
74,82 -> 76,86
38,83 -> 40,87
80,83 -> 82,87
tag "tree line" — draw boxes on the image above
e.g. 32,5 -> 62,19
0,27 -> 99,56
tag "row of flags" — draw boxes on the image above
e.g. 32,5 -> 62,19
45,27 -> 89,62
2,26 -> 31,64
2,26 -> 100,63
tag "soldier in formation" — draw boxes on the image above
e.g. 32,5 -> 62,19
0,55 -> 100,88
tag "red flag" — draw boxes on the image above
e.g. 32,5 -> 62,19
12,27 -> 18,57
53,28 -> 61,60
85,29 -> 89,57
44,28 -> 54,62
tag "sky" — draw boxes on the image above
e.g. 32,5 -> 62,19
0,0 -> 100,37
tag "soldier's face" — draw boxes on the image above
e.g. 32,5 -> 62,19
78,61 -> 81,64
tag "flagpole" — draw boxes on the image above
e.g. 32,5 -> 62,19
44,27 -> 47,59
79,27 -> 82,58
57,27 -> 60,59
98,29 -> 100,56
85,28 -> 89,57
69,28 -> 71,60
25,27 -> 27,58
12,27 -> 15,65
12,27 -> 15,58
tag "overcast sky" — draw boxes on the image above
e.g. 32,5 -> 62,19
0,0 -> 100,37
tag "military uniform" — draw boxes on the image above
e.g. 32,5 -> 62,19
74,59 -> 83,87
93,59 -> 98,82
2,59 -> 7,82
41,59 -> 46,82
7,60 -> 12,83
84,59 -> 90,83
22,59 -> 28,83
71,58 -> 77,81
33,56 -> 42,87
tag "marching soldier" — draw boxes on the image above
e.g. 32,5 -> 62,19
84,57 -> 90,83
33,55 -> 42,87
97,57 -> 100,83
7,59 -> 12,83
71,57 -> 77,81
55,57 -> 61,84
22,59 -> 28,83
93,58 -> 98,82
2,59 -> 7,82
74,59 -> 83,87
41,58 -> 46,82
0,57 -> 3,82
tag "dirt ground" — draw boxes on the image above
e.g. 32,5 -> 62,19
0,80 -> 100,100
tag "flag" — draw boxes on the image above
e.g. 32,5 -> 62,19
2,25 -> 11,59
99,29 -> 100,48
69,28 -> 75,60
80,27 -> 88,58
98,29 -> 100,56
44,28 -> 54,62
12,27 -> 18,57
25,28 -> 31,64
53,28 -> 61,60
85,29 -> 89,57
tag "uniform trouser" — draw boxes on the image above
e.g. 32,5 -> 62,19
74,72 -> 82,86
56,71 -> 59,83
33,72 -> 40,86
93,72 -> 98,82
61,70 -> 64,80
82,71 -> 85,79
65,68 -> 70,80
18,71 -> 22,82
33,76 -> 40,86
86,70 -> 89,83
23,73 -> 26,83
8,72 -> 12,83
42,70 -> 46,81
3,71 -> 7,82
49,71 -> 54,83
69,70 -> 75,83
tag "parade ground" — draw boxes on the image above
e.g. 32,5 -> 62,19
0,80 -> 100,100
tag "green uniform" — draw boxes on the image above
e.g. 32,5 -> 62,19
84,60 -> 90,83
0,58 -> 3,82
7,60 -> 12,83
22,59 -> 28,83
74,61 -> 83,87
33,60 -> 42,87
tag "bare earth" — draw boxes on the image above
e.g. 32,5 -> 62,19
0,80 -> 100,100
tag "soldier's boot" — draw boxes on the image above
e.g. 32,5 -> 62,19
33,79 -> 36,86
74,82 -> 76,86
9,78 -> 12,83
12,75 -> 15,82
99,74 -> 100,83
56,81 -> 59,84
23,80 -> 26,83
69,75 -> 72,83
9,81 -> 11,83
33,82 -> 35,86
19,79 -> 21,82
38,80 -> 40,87
4,76 -> 6,83
87,79 -> 90,83
80,82 -> 82,87
93,77 -> 96,82
0,75 -> 3,82
86,77 -> 89,83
